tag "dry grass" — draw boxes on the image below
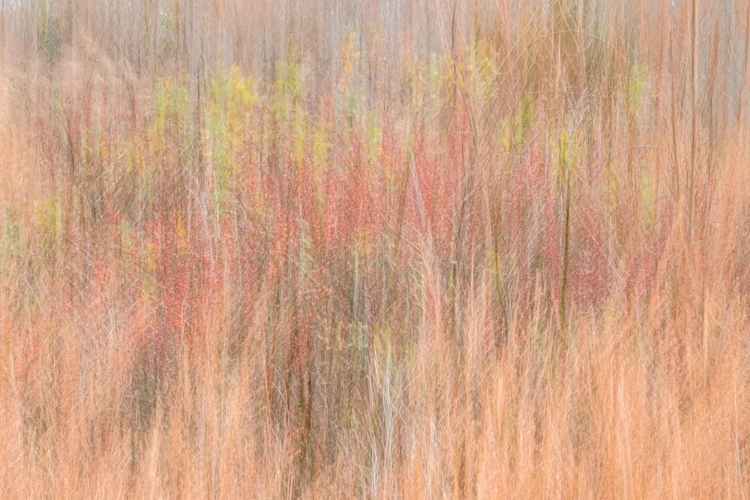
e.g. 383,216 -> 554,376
2,0 -> 750,498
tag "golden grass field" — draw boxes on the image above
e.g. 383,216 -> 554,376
2,0 -> 750,497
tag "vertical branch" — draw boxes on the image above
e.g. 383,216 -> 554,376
688,0 -> 697,240
738,2 -> 750,127
559,137 -> 571,336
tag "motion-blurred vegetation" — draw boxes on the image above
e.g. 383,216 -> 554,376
1,0 -> 750,497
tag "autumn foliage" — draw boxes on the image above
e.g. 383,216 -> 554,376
2,0 -> 750,498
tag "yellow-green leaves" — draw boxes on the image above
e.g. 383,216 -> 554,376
207,66 -> 258,210
499,94 -> 537,152
342,30 -> 360,84
153,78 -> 190,140
626,63 -> 649,119
366,112 -> 382,163
228,65 -> 257,108
552,126 -> 581,181
468,40 -> 495,100
34,195 -> 61,259
1,207 -> 22,259
273,59 -> 303,122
